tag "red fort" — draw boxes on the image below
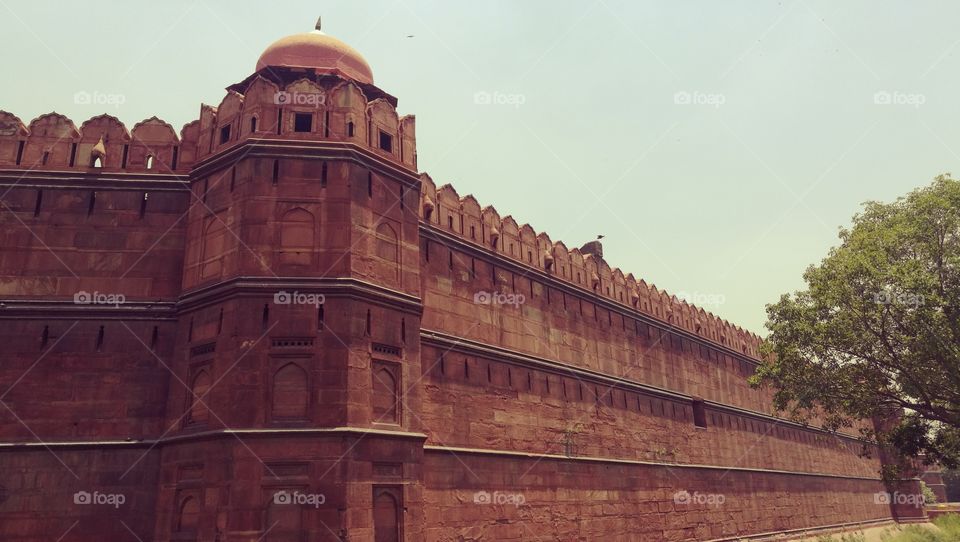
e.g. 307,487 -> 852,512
0,21 -> 932,542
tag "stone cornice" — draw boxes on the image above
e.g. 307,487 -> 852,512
0,169 -> 190,191
421,223 -> 761,367
189,138 -> 421,189
421,329 -> 869,445
0,277 -> 423,319
0,426 -> 428,451
0,300 -> 178,320
177,276 -> 423,315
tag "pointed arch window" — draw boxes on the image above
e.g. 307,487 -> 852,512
271,363 -> 309,420
279,208 -> 315,266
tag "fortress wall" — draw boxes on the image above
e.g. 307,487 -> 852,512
0,111 -> 197,174
0,183 -> 188,300
419,230 -> 776,415
419,174 -> 764,360
0,446 -> 159,542
419,343 -> 881,479
0,318 -> 175,441
422,451 -> 892,542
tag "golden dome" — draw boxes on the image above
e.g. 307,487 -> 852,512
256,26 -> 373,84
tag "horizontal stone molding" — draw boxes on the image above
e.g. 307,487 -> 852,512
422,328 -> 868,444
0,300 -> 177,320
421,223 -> 761,367
177,276 -> 423,315
0,170 -> 190,191
424,444 -> 884,481
190,138 -> 420,188
0,426 -> 428,451
0,277 -> 423,319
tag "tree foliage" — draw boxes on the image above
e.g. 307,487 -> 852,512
752,175 -> 960,469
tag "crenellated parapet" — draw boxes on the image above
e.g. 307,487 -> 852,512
193,70 -> 417,170
0,110 -> 197,173
419,172 -> 764,359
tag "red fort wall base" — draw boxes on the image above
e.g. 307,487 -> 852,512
0,23 -> 927,542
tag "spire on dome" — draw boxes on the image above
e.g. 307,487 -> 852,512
315,16 -> 322,31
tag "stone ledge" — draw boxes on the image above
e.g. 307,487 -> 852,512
423,444 -> 885,481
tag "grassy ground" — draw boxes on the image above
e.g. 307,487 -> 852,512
807,515 -> 960,542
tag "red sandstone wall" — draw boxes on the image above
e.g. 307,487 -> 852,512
0,185 -> 188,299
418,232 -> 773,413
419,344 -> 881,480
0,447 -> 159,542
0,319 -> 174,440
422,453 -> 891,542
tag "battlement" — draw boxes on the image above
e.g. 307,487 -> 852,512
0,110 -> 197,174
418,173 -> 764,359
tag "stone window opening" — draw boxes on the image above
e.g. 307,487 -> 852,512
145,155 -> 154,169
40,325 -> 49,348
294,112 -> 313,133
42,151 -> 50,165
219,124 -> 231,144
378,130 -> 393,153
693,400 -> 707,428
250,116 -> 257,133
347,120 -> 355,137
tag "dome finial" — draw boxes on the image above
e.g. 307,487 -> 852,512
315,16 -> 322,31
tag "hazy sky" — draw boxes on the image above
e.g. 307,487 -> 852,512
2,1 -> 958,333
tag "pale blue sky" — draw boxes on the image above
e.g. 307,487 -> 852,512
2,1 -> 958,333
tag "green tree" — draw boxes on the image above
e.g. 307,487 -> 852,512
752,175 -> 960,470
